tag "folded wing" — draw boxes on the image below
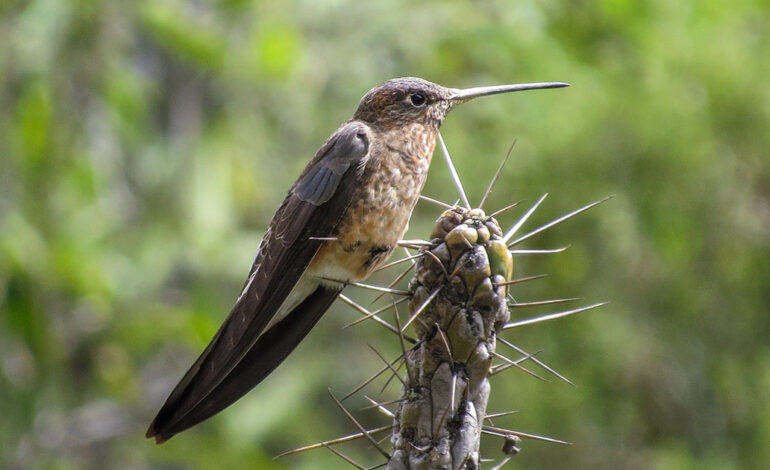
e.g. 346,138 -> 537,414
147,122 -> 370,442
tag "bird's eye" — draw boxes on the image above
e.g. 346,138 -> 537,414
409,93 -> 426,106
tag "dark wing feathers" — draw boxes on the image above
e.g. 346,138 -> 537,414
241,122 -> 368,281
147,122 -> 370,442
156,285 -> 341,438
295,122 -> 369,205
296,165 -> 333,204
148,197 -> 314,435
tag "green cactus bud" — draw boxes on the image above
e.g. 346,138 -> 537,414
485,239 -> 513,280
468,208 -> 486,219
446,223 -> 478,247
477,225 -> 491,244
456,246 -> 492,293
441,209 -> 464,233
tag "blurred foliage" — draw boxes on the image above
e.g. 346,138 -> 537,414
1,0 -> 769,469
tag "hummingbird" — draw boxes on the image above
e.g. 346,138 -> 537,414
146,77 -> 568,443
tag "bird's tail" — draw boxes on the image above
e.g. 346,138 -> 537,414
146,285 -> 340,443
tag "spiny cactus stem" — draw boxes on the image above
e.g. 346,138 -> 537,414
386,206 -> 512,470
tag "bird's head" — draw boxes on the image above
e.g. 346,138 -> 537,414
353,77 -> 569,128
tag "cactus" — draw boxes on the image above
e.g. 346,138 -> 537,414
277,139 -> 609,469
386,207 -> 511,470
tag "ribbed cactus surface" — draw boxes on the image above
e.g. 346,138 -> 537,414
387,207 -> 513,470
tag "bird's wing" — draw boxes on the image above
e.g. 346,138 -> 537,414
147,122 -> 370,442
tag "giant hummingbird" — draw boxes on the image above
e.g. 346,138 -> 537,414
147,77 -> 568,443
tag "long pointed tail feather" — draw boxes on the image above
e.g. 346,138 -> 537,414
146,286 -> 341,443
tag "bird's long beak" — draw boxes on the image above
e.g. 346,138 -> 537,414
448,82 -> 569,104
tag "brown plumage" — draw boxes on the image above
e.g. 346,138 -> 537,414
146,77 -> 568,443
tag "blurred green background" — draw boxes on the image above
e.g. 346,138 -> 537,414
2,0 -> 769,468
